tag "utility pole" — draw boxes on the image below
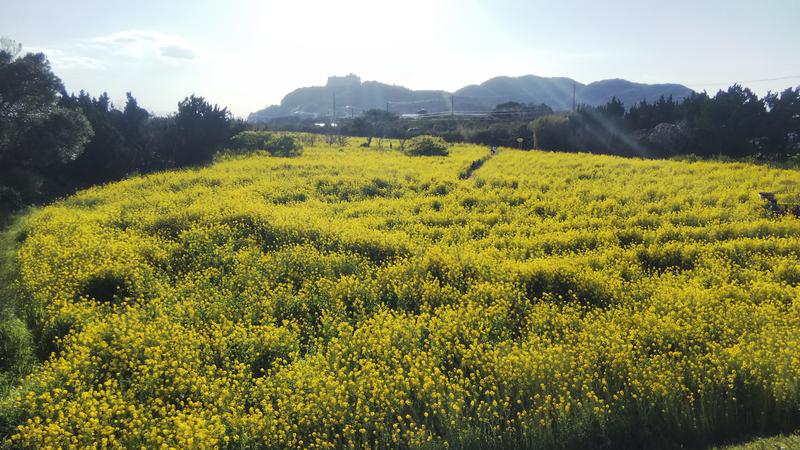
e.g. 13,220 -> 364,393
450,95 -> 454,117
572,83 -> 576,112
386,101 -> 389,113
332,92 -> 336,126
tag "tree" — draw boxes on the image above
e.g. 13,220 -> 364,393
60,90 -> 128,184
681,85 -> 766,157
170,95 -> 232,166
0,40 -> 93,205
494,101 -> 524,111
345,109 -> 397,147
566,100 -> 631,155
763,87 -> 800,157
121,92 -> 152,168
598,96 -> 625,118
627,96 -> 677,129
0,37 -> 22,57
531,115 -> 571,151
24,107 -> 93,167
144,116 -> 178,169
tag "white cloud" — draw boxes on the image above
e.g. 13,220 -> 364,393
26,47 -> 107,70
159,45 -> 196,60
88,30 -> 199,62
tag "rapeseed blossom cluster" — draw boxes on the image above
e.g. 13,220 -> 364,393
5,142 -> 800,448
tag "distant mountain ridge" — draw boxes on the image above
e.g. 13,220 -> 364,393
248,74 -> 693,122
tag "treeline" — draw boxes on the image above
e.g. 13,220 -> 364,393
532,86 -> 800,158
265,109 -> 541,150
341,109 -> 540,149
0,40 -> 244,214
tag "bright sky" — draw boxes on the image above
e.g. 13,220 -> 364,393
2,0 -> 799,117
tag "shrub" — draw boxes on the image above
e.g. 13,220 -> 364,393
531,114 -> 571,150
404,135 -> 450,156
0,186 -> 23,214
265,135 -> 304,157
0,313 -> 33,373
230,131 -> 273,151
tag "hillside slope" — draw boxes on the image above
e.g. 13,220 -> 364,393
249,74 -> 694,121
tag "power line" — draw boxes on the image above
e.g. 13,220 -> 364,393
386,98 -> 450,106
689,74 -> 800,88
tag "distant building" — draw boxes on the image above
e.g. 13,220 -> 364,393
326,74 -> 361,88
490,102 -> 553,119
290,110 -> 319,119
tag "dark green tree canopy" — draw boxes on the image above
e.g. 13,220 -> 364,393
0,39 -> 242,213
0,43 -> 93,197
0,41 -> 94,208
172,94 -> 232,166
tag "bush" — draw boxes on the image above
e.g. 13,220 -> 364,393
0,186 -> 23,214
265,135 -> 304,157
531,114 -> 571,151
229,132 -> 303,157
404,135 -> 450,156
0,313 -> 33,373
230,131 -> 273,151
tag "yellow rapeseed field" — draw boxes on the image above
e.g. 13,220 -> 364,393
4,141 -> 800,448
